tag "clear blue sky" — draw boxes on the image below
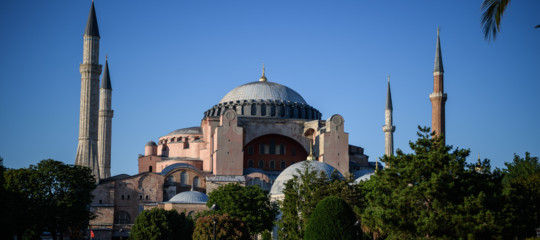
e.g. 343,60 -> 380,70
1,0 -> 539,175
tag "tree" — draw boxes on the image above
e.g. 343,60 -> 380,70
206,183 -> 278,237
481,0 -> 511,40
3,159 -> 96,239
361,127 -> 505,239
278,162 -> 362,239
192,213 -> 249,240
501,152 -> 540,239
304,196 -> 357,240
130,208 -> 194,240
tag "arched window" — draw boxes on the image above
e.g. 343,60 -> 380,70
269,140 -> 276,154
271,105 -> 276,116
258,160 -> 265,169
248,159 -> 254,168
181,171 -> 188,185
270,160 -> 275,169
279,105 -> 285,117
193,176 -> 200,188
251,104 -> 257,115
184,138 -> 190,149
149,166 -> 153,172
259,143 -> 265,154
115,211 -> 131,224
281,161 -> 286,169
261,103 -> 266,116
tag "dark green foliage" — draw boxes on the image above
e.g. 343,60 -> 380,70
304,196 -> 357,240
206,183 -> 278,236
481,0 -> 511,40
278,162 -> 362,239
2,159 -> 96,239
501,152 -> 540,239
192,213 -> 249,240
361,127 -> 505,239
130,208 -> 194,240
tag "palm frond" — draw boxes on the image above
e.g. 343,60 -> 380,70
481,0 -> 511,40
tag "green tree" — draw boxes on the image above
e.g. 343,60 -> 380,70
278,162 -> 362,239
206,184 -> 278,237
501,152 -> 540,239
192,213 -> 249,240
130,208 -> 194,240
304,196 -> 357,240
481,0 -> 540,40
3,159 -> 96,239
361,127 -> 504,239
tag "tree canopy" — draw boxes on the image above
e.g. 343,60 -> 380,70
130,208 -> 194,240
192,213 -> 249,240
206,183 -> 278,236
360,127 -> 507,239
278,162 -> 362,239
2,159 -> 96,239
304,196 -> 357,240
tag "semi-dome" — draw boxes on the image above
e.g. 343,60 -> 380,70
204,71 -> 321,120
270,161 -> 342,196
219,81 -> 307,104
168,190 -> 209,204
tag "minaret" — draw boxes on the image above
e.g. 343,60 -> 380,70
98,57 -> 113,179
382,76 -> 395,156
429,27 -> 447,142
75,1 -> 102,179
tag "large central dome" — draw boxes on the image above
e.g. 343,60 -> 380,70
204,69 -> 321,120
219,81 -> 307,104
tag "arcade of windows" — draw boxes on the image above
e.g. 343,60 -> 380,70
248,159 -> 289,170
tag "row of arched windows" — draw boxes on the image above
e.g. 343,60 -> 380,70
248,159 -> 287,169
167,171 -> 201,187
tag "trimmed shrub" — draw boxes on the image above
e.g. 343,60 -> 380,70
304,196 -> 357,240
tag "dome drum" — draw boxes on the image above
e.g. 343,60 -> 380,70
204,100 -> 321,120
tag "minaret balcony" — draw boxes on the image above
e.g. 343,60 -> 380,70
382,125 -> 395,132
429,92 -> 447,100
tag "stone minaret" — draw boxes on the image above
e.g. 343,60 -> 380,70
430,27 -> 447,142
382,76 -> 395,156
98,57 -> 113,179
75,1 -> 102,179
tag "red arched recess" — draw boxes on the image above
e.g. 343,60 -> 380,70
243,134 -> 308,171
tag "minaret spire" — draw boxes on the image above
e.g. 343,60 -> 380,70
98,57 -> 113,179
76,1 -> 102,179
383,75 -> 395,157
84,0 -> 100,37
430,27 -> 447,142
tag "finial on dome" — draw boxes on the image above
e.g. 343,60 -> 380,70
259,63 -> 267,82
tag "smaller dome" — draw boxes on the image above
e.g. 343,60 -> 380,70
168,191 -> 209,204
270,161 -> 342,196
167,127 -> 202,136
145,141 -> 157,146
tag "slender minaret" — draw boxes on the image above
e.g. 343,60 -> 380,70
382,76 -> 395,156
98,57 -> 113,179
75,1 -> 102,179
429,27 -> 447,142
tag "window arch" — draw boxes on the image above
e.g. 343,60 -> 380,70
181,171 -> 188,185
258,160 -> 265,169
281,161 -> 286,169
193,176 -> 200,188
251,104 -> 257,115
248,159 -> 254,168
271,105 -> 276,116
149,166 -> 153,172
115,211 -> 131,224
270,160 -> 275,169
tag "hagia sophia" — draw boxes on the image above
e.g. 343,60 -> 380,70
76,2 -> 446,239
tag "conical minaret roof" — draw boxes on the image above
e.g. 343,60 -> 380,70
84,1 -> 100,37
434,27 -> 443,73
101,58 -> 111,89
386,76 -> 392,110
